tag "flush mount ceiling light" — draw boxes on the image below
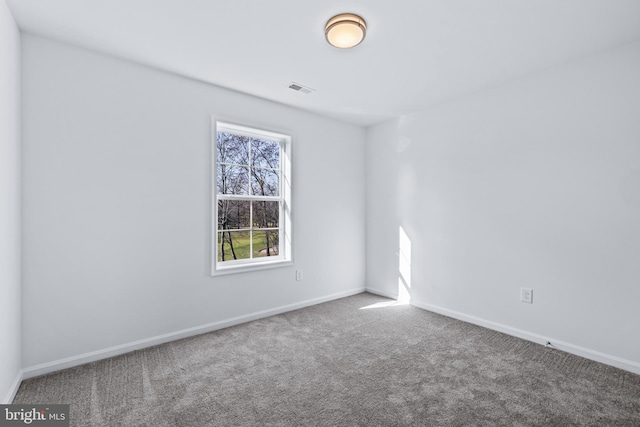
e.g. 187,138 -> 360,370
325,13 -> 367,49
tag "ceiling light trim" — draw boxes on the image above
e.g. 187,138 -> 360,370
325,13 -> 367,49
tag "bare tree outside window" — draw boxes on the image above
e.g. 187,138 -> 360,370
215,126 -> 286,267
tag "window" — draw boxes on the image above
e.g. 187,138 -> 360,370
212,121 -> 292,274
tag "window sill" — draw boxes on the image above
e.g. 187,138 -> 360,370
211,259 -> 293,276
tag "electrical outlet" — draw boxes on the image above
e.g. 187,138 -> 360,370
296,270 -> 303,281
521,288 -> 533,304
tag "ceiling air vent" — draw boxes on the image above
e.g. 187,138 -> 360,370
288,82 -> 315,94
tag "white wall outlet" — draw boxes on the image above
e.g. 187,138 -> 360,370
296,270 -> 303,281
521,288 -> 533,304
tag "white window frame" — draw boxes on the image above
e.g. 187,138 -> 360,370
211,119 -> 292,275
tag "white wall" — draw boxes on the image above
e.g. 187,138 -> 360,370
366,42 -> 640,372
21,35 -> 366,371
0,0 -> 21,403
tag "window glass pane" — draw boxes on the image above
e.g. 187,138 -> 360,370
217,230 -> 251,262
214,121 -> 290,273
218,200 -> 250,230
217,132 -> 249,166
252,230 -> 279,258
251,138 -> 280,169
251,168 -> 279,196
217,164 -> 249,195
252,201 -> 279,228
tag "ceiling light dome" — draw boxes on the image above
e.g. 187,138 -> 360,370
325,13 -> 367,49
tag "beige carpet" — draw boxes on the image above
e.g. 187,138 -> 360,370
14,293 -> 640,426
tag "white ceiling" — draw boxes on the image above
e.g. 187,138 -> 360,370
7,0 -> 640,127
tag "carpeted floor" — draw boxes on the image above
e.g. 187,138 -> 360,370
14,293 -> 640,426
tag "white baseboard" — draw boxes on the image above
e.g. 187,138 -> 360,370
365,287 -> 398,300
2,370 -> 23,404
22,287 -> 365,379
411,298 -> 640,376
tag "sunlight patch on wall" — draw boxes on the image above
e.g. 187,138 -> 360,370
359,226 -> 412,309
398,226 -> 412,303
